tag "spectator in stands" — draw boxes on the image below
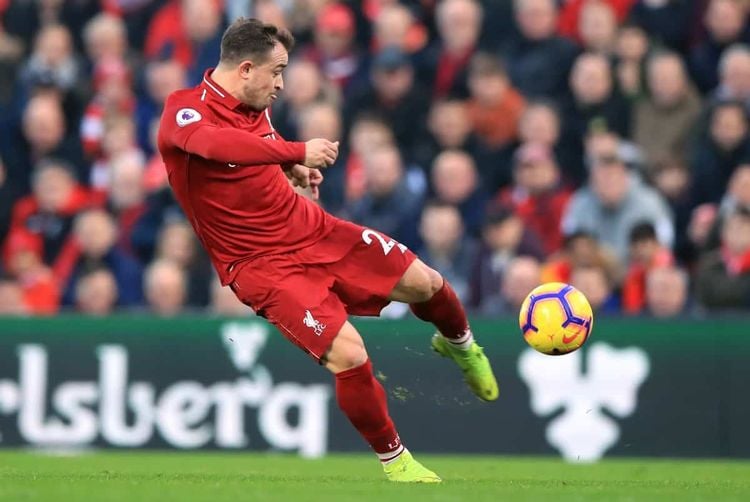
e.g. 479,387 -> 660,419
562,133 -> 673,261
210,275 -> 251,317
644,265 -> 691,318
711,44 -> 750,108
504,0 -> 578,98
466,53 -> 525,149
303,2 -> 366,95
518,100 -> 580,185
0,274 -> 27,315
297,102 -> 346,213
82,13 -> 132,71
430,150 -> 488,237
81,61 -> 136,165
614,23 -> 650,98
560,52 -> 631,177
690,0 -> 749,93
469,203 -> 545,309
74,265 -> 119,316
9,92 -> 86,193
273,59 -> 338,141
6,158 -> 96,269
481,255 -> 541,315
371,3 -> 428,55
89,114 -> 143,190
497,142 -> 572,255
518,100 -> 560,148
570,264 -> 620,314
18,24 -> 86,100
345,47 -> 429,161
61,209 -> 142,308
633,51 -> 702,171
144,259 -> 187,316
417,201 -> 477,302
341,114 -> 396,203
696,205 -> 750,310
578,0 -> 619,54
345,145 -> 424,250
2,230 -> 59,315
622,221 -> 674,314
108,152 -> 148,258
691,101 -> 750,205
419,0 -> 482,99
154,219 -> 212,308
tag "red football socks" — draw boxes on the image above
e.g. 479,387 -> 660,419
410,280 -> 472,343
334,359 -> 404,462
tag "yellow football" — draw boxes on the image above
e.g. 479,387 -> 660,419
518,282 -> 594,355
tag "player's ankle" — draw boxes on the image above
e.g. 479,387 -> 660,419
444,330 -> 474,351
378,445 -> 406,464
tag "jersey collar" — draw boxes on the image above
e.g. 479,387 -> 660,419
201,68 -> 244,110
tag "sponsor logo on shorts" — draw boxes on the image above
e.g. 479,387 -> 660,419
303,310 -> 326,337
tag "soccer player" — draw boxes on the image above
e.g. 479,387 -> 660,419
158,18 -> 498,483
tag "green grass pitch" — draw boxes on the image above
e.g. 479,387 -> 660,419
1,451 -> 749,501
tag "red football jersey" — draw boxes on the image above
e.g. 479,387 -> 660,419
157,69 -> 337,285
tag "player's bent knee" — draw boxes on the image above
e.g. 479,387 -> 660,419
412,263 -> 443,303
323,322 -> 369,373
427,266 -> 444,297
325,343 -> 368,374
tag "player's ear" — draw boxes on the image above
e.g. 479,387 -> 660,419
239,61 -> 254,78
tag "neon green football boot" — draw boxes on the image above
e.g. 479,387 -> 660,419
431,334 -> 499,402
383,450 -> 442,483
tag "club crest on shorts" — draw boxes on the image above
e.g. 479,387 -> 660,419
176,108 -> 202,127
303,310 -> 326,336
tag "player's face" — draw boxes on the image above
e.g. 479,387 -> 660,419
242,43 -> 288,112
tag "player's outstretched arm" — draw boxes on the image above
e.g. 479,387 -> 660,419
181,123 -> 306,166
161,99 -> 306,166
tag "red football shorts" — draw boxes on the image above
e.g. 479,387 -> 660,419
229,219 -> 417,362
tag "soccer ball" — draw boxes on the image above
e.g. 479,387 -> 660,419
518,282 -> 594,355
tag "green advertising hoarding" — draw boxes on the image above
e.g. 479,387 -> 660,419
0,315 -> 747,460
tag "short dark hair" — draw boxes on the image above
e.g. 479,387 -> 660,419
219,18 -> 295,65
629,221 -> 657,244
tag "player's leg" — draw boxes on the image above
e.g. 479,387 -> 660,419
322,321 -> 441,483
389,259 -> 499,401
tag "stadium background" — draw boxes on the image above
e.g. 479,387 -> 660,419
0,0 -> 749,467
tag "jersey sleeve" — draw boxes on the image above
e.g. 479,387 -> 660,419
161,96 -> 306,166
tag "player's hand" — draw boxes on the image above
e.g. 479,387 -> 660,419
303,139 -> 339,169
309,168 -> 324,201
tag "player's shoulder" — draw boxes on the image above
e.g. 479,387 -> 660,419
162,88 -> 213,128
164,88 -> 206,112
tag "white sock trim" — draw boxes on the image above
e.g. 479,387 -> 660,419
445,329 -> 474,350
378,445 -> 405,463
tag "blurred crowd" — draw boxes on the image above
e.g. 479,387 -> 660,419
1,0 -> 750,318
